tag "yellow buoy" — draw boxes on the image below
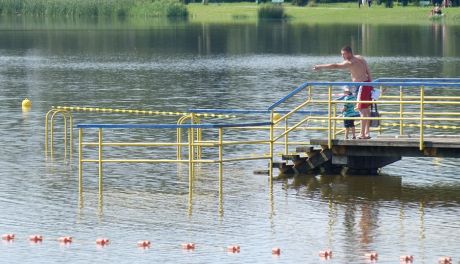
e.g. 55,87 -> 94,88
22,98 -> 32,108
273,113 -> 281,121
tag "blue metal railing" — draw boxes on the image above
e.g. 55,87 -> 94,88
267,78 -> 460,152
375,78 -> 460,83
76,122 -> 272,129
268,81 -> 460,111
77,120 -> 275,199
188,108 -> 328,115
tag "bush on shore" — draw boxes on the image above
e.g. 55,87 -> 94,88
0,0 -> 188,18
291,0 -> 308,6
257,4 -> 285,19
133,0 -> 188,18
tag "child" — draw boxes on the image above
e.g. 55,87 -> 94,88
341,87 -> 358,139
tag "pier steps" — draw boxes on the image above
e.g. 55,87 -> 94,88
272,136 -> 460,176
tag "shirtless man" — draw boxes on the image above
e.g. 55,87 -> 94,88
313,46 -> 373,139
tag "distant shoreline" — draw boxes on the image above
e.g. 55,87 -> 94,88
188,2 -> 459,24
0,1 -> 458,25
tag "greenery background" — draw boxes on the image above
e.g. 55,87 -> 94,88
0,0 -> 458,22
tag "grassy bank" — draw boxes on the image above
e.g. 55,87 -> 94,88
1,1 -> 459,24
0,0 -> 188,18
188,2 -> 460,24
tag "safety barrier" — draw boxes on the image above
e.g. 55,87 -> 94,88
76,122 -> 272,200
45,108 -> 73,159
45,106 -> 237,159
47,78 -> 460,200
267,80 -> 460,168
54,105 -> 236,118
5,232 -> 452,261
189,108 -> 335,154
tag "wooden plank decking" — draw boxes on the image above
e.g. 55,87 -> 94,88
307,135 -> 460,158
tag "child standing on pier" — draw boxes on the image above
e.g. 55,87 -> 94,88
341,87 -> 358,139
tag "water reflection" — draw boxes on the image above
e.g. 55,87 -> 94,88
0,18 -> 459,57
1,18 -> 460,263
280,174 -> 460,204
274,173 -> 458,260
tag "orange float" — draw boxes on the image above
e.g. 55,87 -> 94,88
96,238 -> 110,246
400,255 -> 414,263
438,256 -> 452,264
2,234 -> 15,241
319,250 -> 333,258
271,247 -> 281,255
137,240 -> 151,248
227,245 -> 240,253
181,243 -> 195,250
58,237 -> 72,244
29,235 -> 43,242
365,252 -> 378,260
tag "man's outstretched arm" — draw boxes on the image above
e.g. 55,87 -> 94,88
313,61 -> 350,71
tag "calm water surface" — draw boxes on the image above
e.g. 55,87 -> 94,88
0,19 -> 459,263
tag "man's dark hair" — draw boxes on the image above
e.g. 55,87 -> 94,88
341,46 -> 353,54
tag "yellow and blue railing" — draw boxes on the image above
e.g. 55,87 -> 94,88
268,79 -> 460,159
46,78 -> 460,199
45,106 -> 237,159
76,122 -> 271,201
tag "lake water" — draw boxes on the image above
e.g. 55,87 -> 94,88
0,18 -> 459,263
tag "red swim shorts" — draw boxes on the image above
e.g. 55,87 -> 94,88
357,81 -> 373,109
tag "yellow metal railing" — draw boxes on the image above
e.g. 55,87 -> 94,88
76,122 -> 272,201
46,106 -> 237,159
268,81 -> 460,157
45,108 -> 73,159
53,105 -> 236,118
47,79 -> 460,203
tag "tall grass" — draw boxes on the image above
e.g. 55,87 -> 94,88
257,4 -> 285,19
132,0 -> 188,18
0,0 -> 188,18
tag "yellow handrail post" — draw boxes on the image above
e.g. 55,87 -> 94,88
284,116 -> 288,155
44,109 -> 53,157
327,85 -> 332,149
68,112 -> 74,160
399,86 -> 404,135
332,103 -> 337,138
218,127 -> 223,212
63,114 -> 68,160
98,128 -> 103,198
190,113 -> 200,162
78,128 -> 83,196
176,114 -> 190,161
269,110 -> 274,182
189,125 -> 195,178
188,127 -> 194,196
377,85 -> 383,135
419,86 -> 425,151
195,117 -> 202,160
176,124 -> 182,161
50,112 -> 56,158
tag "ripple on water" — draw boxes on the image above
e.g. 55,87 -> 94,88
1,42 -> 460,263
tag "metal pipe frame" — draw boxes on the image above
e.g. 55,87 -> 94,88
269,81 -> 460,153
45,109 -> 73,159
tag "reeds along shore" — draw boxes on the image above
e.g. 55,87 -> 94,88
257,4 -> 286,19
0,0 -> 188,18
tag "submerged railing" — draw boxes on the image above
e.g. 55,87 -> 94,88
44,106 -> 237,160
76,122 -> 271,200
45,108 -> 73,159
46,78 -> 460,201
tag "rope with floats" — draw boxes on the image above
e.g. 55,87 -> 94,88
53,106 -> 237,119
